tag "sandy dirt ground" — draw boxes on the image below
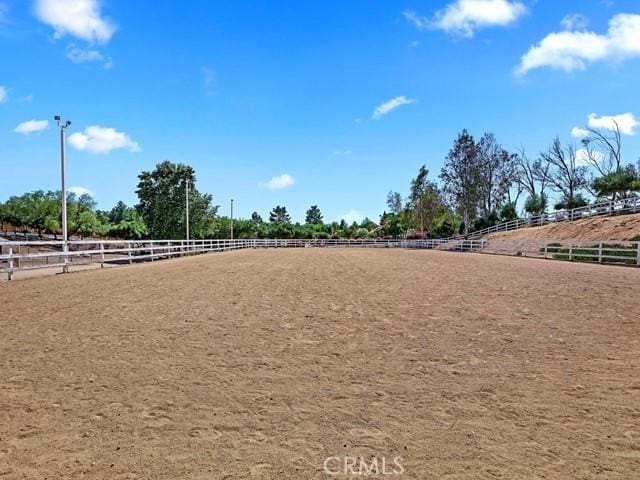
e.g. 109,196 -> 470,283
486,213 -> 640,241
1,248 -> 640,479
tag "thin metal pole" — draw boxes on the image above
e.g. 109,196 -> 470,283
185,179 -> 190,242
60,125 -> 69,273
230,198 -> 234,240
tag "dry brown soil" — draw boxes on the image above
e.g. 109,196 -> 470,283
486,213 -> 640,241
1,248 -> 639,479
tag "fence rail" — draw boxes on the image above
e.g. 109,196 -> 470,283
468,195 -> 640,238
2,237 -> 639,280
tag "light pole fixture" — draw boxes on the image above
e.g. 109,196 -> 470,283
55,115 -> 72,273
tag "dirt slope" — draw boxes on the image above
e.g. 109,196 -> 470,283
485,212 -> 640,241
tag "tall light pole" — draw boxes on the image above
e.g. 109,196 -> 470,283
230,198 -> 234,240
55,115 -> 72,273
185,178 -> 190,242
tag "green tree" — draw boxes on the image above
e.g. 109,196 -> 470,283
386,191 -> 403,214
409,165 -> 447,234
380,212 -> 402,238
477,133 -> 518,217
109,201 -> 130,224
75,210 -> 101,238
524,193 -> 548,216
354,227 -> 369,239
499,202 -> 518,222
107,204 -> 147,239
251,211 -> 263,224
305,205 -> 323,224
136,161 -> 217,239
554,193 -> 588,211
440,130 -> 482,235
592,164 -> 640,200
269,205 -> 291,223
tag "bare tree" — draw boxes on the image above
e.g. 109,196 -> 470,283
514,147 -> 553,215
516,147 -> 547,197
539,138 -> 589,209
582,120 -> 622,177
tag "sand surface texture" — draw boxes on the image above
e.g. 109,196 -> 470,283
2,248 -> 639,479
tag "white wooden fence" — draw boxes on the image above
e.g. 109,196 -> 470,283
2,237 -> 639,280
467,195 -> 640,238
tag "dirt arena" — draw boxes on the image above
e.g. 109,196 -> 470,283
1,248 -> 639,479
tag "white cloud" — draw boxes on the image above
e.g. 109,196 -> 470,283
403,10 -> 429,30
14,119 -> 49,134
34,0 -> 115,44
68,186 -> 95,197
17,94 -> 34,103
561,13 -> 589,31
260,173 -> 295,190
66,44 -> 112,68
340,209 -> 365,224
517,13 -> 640,75
0,85 -> 7,103
372,96 -> 414,120
571,127 -> 590,138
405,0 -> 526,38
332,150 -> 352,156
68,125 -> 141,154
588,112 -> 639,135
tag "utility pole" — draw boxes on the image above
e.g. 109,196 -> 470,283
185,178 -> 190,242
55,115 -> 72,273
230,198 -> 234,240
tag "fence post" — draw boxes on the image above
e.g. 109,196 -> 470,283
100,242 -> 105,268
568,242 -> 573,261
598,241 -> 603,264
128,244 -> 133,265
543,241 -> 548,259
8,247 -> 13,281
636,242 -> 640,267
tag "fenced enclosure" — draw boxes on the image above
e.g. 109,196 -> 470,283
2,236 -> 639,280
468,195 -> 640,238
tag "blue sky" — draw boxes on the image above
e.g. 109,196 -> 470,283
1,0 -> 639,223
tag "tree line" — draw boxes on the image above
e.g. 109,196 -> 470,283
0,160 -> 378,240
2,125 -> 639,240
384,123 -> 640,237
